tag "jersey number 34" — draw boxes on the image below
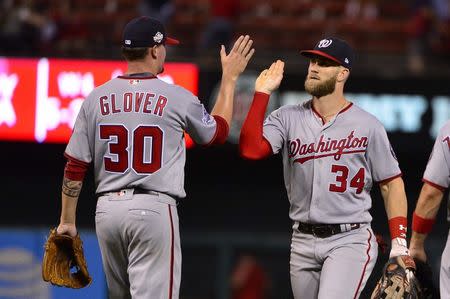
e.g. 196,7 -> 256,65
329,164 -> 365,194
100,124 -> 163,174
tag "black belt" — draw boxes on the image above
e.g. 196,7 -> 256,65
296,222 -> 361,238
96,188 -> 158,198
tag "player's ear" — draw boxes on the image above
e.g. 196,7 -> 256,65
337,67 -> 350,82
150,45 -> 158,59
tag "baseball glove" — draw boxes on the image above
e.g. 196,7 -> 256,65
42,228 -> 92,288
371,255 -> 421,299
413,258 -> 439,299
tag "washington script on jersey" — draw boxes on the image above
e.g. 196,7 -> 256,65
99,92 -> 168,117
288,130 -> 368,164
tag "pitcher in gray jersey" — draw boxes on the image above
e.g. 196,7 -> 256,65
240,37 -> 414,298
410,120 -> 450,298
54,17 -> 255,299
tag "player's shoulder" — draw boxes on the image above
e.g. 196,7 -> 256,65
153,79 -> 199,104
276,100 -> 309,115
77,82 -> 106,110
268,104 -> 303,121
86,79 -> 114,99
162,81 -> 196,98
349,102 -> 385,128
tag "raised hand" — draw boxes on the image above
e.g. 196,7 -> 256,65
220,35 -> 255,81
255,60 -> 285,94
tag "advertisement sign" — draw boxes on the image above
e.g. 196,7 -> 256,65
0,58 -> 198,144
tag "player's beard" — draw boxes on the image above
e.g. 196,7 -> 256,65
304,73 -> 337,98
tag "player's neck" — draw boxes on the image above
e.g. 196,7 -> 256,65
312,95 -> 348,122
125,61 -> 159,77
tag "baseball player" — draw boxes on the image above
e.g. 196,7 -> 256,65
55,16 -> 255,299
239,37 -> 413,298
409,120 -> 450,298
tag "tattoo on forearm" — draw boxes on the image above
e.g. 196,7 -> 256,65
62,178 -> 83,197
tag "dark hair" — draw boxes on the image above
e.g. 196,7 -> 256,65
121,46 -> 149,61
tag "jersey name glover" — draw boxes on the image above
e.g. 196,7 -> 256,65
99,92 -> 168,117
288,130 -> 368,164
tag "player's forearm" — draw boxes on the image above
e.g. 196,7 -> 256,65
60,177 -> 82,224
239,92 -> 272,159
381,177 -> 409,255
410,183 -> 444,246
381,177 -> 408,219
414,183 -> 444,219
60,155 -> 89,225
211,75 -> 237,125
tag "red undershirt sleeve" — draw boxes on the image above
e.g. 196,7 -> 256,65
206,115 -> 229,146
64,153 -> 90,181
239,92 -> 273,160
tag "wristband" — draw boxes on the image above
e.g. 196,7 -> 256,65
412,212 -> 435,234
389,216 -> 407,240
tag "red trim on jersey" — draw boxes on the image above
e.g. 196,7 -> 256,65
311,105 -> 326,125
239,92 -> 273,159
168,205 -> 174,299
205,115 -> 229,146
63,153 -> 90,181
389,216 -> 407,240
376,173 -> 402,184
422,178 -> 446,192
311,102 -> 353,125
354,228 -> 372,299
117,75 -> 157,79
339,102 -> 353,114
412,212 -> 436,234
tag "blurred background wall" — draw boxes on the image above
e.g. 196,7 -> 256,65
0,0 -> 449,298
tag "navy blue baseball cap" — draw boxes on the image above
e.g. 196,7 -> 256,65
300,37 -> 354,69
122,16 -> 179,48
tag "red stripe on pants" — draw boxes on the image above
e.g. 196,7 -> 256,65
168,205 -> 174,299
353,229 -> 372,299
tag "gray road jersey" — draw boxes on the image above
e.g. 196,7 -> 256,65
263,100 -> 401,224
422,120 -> 450,220
65,76 -> 218,198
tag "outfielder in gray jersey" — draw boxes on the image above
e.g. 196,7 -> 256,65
55,17 -> 255,299
410,120 -> 450,298
239,37 -> 414,298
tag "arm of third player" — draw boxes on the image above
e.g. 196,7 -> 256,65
409,183 -> 444,262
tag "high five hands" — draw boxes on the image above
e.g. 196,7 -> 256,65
220,35 -> 255,81
255,60 -> 285,95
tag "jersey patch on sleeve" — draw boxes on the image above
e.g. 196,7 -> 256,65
202,106 -> 214,125
389,144 -> 398,161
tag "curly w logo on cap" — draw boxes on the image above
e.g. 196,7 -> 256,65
318,39 -> 333,48
300,37 -> 354,69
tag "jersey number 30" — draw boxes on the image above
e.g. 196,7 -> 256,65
100,124 -> 163,174
329,164 -> 365,194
